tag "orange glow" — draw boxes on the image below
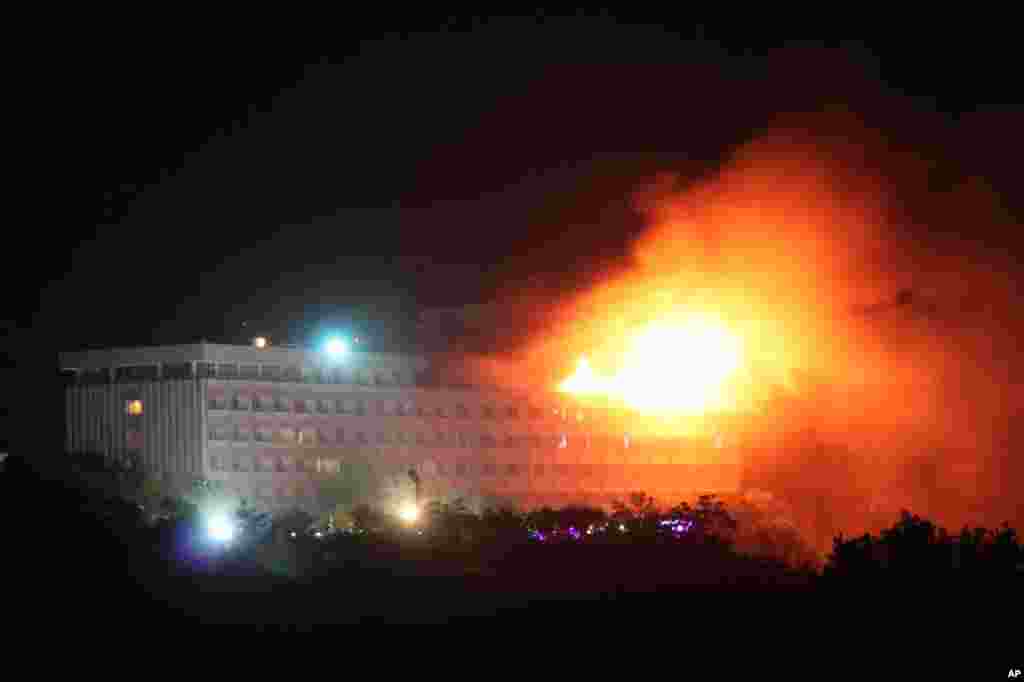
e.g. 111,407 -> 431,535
559,315 -> 743,416
125,399 -> 143,416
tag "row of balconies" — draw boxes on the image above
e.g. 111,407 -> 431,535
206,428 -> 627,450
207,452 -> 739,480
207,398 -> 601,422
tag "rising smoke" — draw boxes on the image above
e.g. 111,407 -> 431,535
474,109 -> 1022,551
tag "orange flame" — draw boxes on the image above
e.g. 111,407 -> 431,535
558,314 -> 743,416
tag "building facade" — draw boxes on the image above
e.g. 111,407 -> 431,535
60,343 -> 744,516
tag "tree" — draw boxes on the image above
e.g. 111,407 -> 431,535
318,456 -> 379,511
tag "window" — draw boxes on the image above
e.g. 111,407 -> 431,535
274,457 -> 288,473
273,396 -> 288,412
355,400 -> 367,416
317,428 -> 331,445
253,395 -> 269,412
416,405 -> 427,418
209,454 -> 223,471
482,461 -> 497,476
283,366 -> 302,382
415,432 -> 426,446
504,435 -> 519,448
456,404 -> 469,419
162,363 -> 192,380
396,432 -> 407,445
217,364 -> 238,379
456,461 -> 468,477
377,432 -> 391,445
119,365 -> 158,382
196,362 -> 215,379
261,365 -> 281,381
506,463 -> 519,476
235,427 -> 252,442
392,370 -> 403,385
294,458 -> 310,473
230,394 -> 250,410
279,427 -> 297,444
356,432 -> 368,444
480,434 -> 497,448
506,406 -> 519,419
294,399 -> 307,414
482,406 -> 495,419
208,396 -> 226,410
125,399 -> 143,416
239,364 -> 259,379
232,454 -> 250,472
437,404 -> 449,418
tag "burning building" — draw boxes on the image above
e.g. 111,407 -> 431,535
59,340 -> 746,518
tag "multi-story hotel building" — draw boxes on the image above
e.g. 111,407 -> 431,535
59,342 -> 744,516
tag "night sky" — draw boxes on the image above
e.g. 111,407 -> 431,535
11,18 -> 1024,453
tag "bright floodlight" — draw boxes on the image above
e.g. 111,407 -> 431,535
398,502 -> 419,524
253,336 -> 268,349
207,514 -> 235,543
325,337 -> 349,360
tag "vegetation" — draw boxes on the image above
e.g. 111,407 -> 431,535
6,451 -> 1020,623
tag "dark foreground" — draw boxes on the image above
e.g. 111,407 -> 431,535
5,454 -> 1019,626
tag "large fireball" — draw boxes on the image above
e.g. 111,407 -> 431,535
559,315 -> 743,416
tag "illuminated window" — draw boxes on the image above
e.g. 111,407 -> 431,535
125,400 -> 143,416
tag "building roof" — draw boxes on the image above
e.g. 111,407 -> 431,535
58,342 -> 428,372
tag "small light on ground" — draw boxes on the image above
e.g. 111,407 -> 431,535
207,515 -> 235,543
398,502 -> 419,524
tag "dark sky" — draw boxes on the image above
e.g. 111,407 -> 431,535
10,18 -> 1024,451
